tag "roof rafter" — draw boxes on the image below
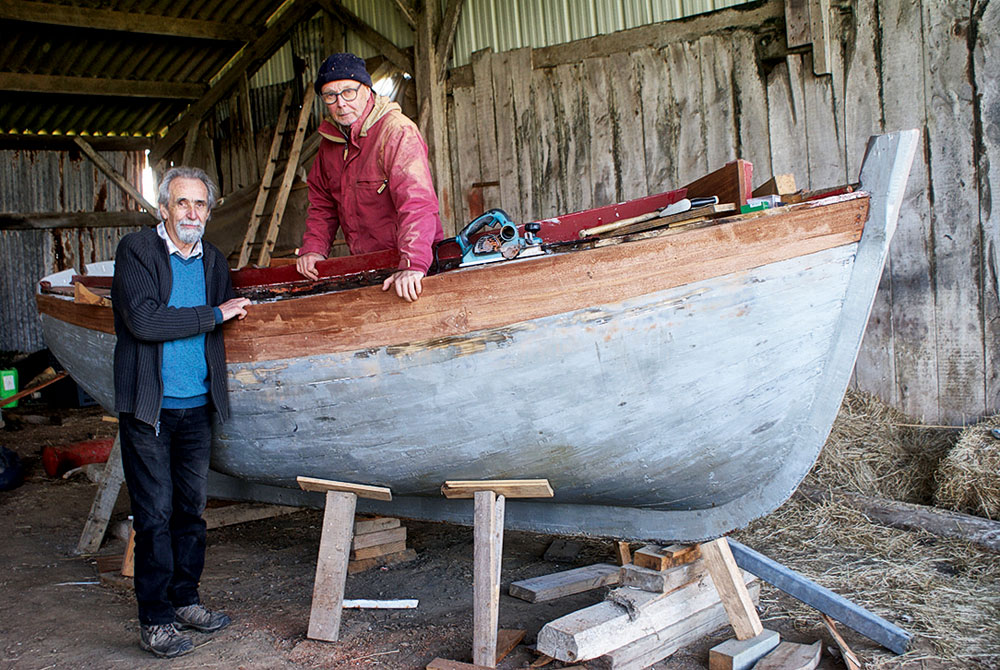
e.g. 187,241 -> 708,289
0,72 -> 205,99
317,0 -> 414,74
150,0 -> 319,163
0,0 -> 256,41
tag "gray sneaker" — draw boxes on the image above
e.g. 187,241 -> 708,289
174,603 -> 232,633
139,623 -> 194,658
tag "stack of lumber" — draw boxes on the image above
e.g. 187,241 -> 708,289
536,543 -> 759,670
349,516 -> 416,574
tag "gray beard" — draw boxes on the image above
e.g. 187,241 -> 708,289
176,223 -> 204,244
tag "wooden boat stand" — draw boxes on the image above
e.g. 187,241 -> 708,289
295,475 -> 393,642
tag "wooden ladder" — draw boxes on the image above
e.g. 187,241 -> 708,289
236,86 -> 316,269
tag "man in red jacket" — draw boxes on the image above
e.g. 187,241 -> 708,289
296,53 -> 444,302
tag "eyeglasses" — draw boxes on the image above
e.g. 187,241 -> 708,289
320,84 -> 362,104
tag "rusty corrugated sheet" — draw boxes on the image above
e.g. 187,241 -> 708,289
0,225 -> 139,352
450,0 -> 755,67
0,149 -> 145,214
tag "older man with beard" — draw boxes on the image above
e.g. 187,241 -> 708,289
111,166 -> 250,658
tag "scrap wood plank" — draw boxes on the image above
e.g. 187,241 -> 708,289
348,547 -> 417,574
307,490 -> 356,642
536,566 -> 756,662
354,516 -> 400,535
509,563 -> 621,603
203,502 -> 299,529
633,544 -> 701,571
684,159 -> 752,207
616,541 -> 631,566
753,174 -> 798,197
496,628 -> 526,664
256,86 -> 315,267
442,479 -> 553,499
352,525 -> 405,550
821,614 -> 860,670
77,432 -> 123,554
426,659 -> 493,670
350,539 -> 407,561
297,475 -> 392,501
620,559 -> 707,594
238,86 -> 293,269
753,640 -> 822,670
700,537 -> 764,640
589,583 -> 761,670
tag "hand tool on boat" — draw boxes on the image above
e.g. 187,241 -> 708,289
578,197 -> 719,238
446,209 -> 545,267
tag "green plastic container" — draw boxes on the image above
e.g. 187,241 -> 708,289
0,369 -> 18,408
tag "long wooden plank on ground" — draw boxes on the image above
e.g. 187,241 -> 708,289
77,432 -> 123,554
700,537 -> 763,640
509,563 -> 621,603
238,87 -> 293,269
589,583 -> 761,670
297,475 -> 392,501
203,502 -> 299,529
307,490 -> 356,642
442,479 -> 553,499
256,86 -> 315,267
348,548 -> 417,574
536,566 -> 756,662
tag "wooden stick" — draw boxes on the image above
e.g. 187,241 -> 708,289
73,137 -> 157,218
473,490 -> 505,667
307,490 -> 356,642
0,371 -> 68,407
701,537 -> 764,640
578,210 -> 661,238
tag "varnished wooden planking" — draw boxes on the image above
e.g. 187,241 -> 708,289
222,197 -> 868,362
767,57 -> 809,187
585,56 -> 616,208
925,0 -> 985,423
635,47 -> 675,194
699,35 -> 736,171
36,294 -> 114,334
666,40 -> 707,185
609,50 -> 646,202
976,3 -> 1000,413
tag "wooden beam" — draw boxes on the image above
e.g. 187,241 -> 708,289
0,0 -> 256,41
316,0 -> 413,74
473,490 -> 504,667
435,0 -> 466,77
700,538 -> 764,640
390,0 -> 416,28
0,72 -> 204,99
73,137 -> 158,218
149,0 -> 317,164
307,490 -> 356,641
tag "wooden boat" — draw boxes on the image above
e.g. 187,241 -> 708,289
35,131 -> 918,543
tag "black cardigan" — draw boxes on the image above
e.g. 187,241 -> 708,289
111,226 -> 236,427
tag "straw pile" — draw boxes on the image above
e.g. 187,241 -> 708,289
733,390 -> 999,669
935,415 -> 1000,520
804,390 -> 951,503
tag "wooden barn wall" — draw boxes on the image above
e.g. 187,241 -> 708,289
444,0 -> 999,425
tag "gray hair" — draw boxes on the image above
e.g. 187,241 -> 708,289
157,166 -> 219,220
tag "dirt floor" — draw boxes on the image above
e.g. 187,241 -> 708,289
1,405 -> 996,670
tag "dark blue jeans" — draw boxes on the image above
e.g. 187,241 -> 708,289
119,406 -> 212,625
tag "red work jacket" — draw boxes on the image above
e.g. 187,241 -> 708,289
300,94 -> 443,274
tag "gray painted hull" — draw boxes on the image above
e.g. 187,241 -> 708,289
38,131 -> 918,542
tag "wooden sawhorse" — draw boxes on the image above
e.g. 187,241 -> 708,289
438,479 -> 554,668
296,476 -> 393,642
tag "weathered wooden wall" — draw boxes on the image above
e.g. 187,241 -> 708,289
444,0 -> 999,425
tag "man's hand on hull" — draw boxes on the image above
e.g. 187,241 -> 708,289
382,269 -> 425,302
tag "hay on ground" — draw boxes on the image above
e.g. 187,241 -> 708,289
935,415 -> 1000,520
806,390 -> 952,504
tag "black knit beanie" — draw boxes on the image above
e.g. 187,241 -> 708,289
314,53 -> 373,93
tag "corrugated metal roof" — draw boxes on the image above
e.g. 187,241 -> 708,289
450,0 -> 755,67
